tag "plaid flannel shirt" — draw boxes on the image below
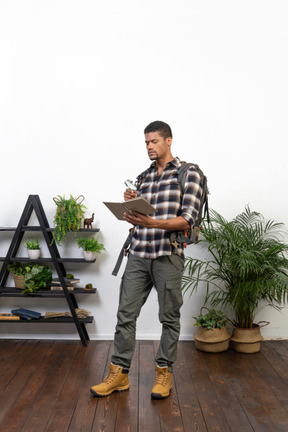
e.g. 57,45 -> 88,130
130,157 -> 203,260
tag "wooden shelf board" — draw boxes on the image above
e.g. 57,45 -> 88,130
0,287 -> 97,297
0,227 -> 100,232
0,257 -> 96,263
0,316 -> 94,323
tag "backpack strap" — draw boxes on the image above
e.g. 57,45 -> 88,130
176,162 -> 192,195
112,167 -> 154,276
136,165 -> 154,187
112,228 -> 134,276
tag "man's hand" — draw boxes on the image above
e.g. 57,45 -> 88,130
123,211 -> 190,231
123,211 -> 153,227
124,189 -> 137,201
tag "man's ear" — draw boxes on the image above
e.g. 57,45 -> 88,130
166,137 -> 172,147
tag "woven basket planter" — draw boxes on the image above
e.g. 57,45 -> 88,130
231,324 -> 264,353
13,274 -> 25,289
194,326 -> 231,353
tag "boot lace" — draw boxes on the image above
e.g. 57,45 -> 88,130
155,370 -> 168,386
103,370 -> 118,384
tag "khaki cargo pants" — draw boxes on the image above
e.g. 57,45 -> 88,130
111,253 -> 184,372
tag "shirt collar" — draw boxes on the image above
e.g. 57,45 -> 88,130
149,157 -> 181,170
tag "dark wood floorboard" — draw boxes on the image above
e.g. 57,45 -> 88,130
1,340 -> 288,431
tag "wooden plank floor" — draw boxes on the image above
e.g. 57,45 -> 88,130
1,340 -> 288,431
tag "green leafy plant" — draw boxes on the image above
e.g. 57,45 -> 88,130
85,283 -> 94,290
76,237 -> 105,253
24,239 -> 40,250
194,308 -> 227,329
23,264 -> 53,296
8,262 -> 26,276
52,194 -> 87,245
182,206 -> 288,329
8,262 -> 53,295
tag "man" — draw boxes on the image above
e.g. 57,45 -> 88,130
90,120 -> 203,399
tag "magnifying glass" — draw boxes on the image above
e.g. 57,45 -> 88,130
124,179 -> 137,191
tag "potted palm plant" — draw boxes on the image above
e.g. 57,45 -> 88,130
76,237 -> 105,261
182,206 -> 288,353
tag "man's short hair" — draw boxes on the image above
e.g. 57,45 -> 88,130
144,121 -> 173,140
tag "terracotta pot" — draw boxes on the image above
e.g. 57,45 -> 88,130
231,324 -> 264,353
194,326 -> 231,353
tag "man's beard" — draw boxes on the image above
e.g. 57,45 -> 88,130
148,153 -> 158,160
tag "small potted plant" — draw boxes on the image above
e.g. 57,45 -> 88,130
25,239 -> 40,259
193,307 -> 231,353
76,237 -> 105,261
8,262 -> 26,289
52,195 -> 87,245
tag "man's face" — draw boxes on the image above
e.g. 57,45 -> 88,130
145,131 -> 172,161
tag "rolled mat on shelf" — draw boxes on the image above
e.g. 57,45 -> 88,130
45,308 -> 90,319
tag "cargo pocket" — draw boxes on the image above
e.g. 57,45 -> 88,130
158,281 -> 183,325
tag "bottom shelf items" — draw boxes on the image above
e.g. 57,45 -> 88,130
0,316 -> 93,324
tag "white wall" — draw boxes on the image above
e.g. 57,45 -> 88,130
0,0 -> 288,341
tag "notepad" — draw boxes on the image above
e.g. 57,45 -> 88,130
103,196 -> 157,221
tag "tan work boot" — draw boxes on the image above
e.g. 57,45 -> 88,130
90,363 -> 129,397
151,365 -> 172,399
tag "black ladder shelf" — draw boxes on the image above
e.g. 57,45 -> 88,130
0,194 -> 99,346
